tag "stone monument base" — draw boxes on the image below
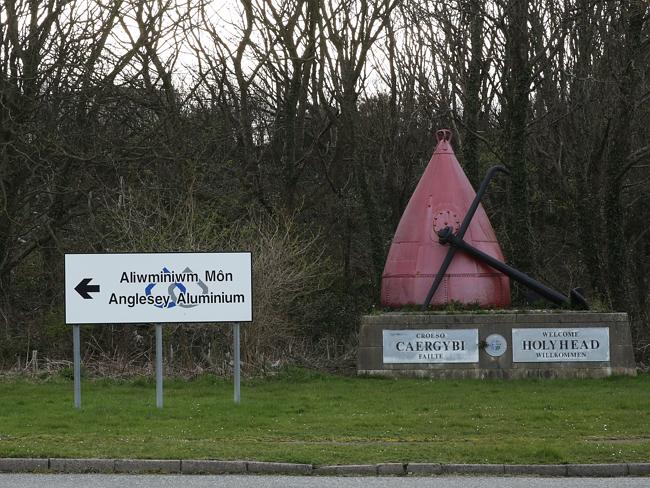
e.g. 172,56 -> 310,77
358,311 -> 636,379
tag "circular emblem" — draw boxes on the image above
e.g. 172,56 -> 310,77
432,210 -> 460,234
484,334 -> 508,357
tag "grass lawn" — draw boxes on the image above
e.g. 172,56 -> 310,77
1,369 -> 649,465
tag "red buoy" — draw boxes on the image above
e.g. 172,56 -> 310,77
381,130 -> 510,308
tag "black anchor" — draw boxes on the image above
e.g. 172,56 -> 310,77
422,166 -> 588,310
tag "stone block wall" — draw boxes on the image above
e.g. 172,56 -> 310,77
357,312 -> 636,379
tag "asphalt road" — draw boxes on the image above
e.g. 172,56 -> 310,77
0,475 -> 649,488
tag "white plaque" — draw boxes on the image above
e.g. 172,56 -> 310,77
512,328 -> 609,362
65,252 -> 252,324
383,329 -> 478,364
485,334 -> 507,357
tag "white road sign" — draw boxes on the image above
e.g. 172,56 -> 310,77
383,329 -> 479,363
65,252 -> 252,324
512,327 -> 610,362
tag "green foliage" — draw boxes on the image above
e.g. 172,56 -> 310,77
297,284 -> 360,340
58,366 -> 88,381
266,366 -> 329,383
376,301 -> 523,314
44,311 -> 68,344
585,298 -> 614,313
58,367 -> 74,381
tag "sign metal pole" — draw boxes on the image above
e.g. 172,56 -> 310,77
73,325 -> 81,409
156,324 -> 163,408
233,323 -> 240,404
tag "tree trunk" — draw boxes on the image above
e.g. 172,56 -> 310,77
503,0 -> 533,293
462,0 -> 484,188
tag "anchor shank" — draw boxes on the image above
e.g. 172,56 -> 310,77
439,228 -> 569,307
421,165 -> 509,309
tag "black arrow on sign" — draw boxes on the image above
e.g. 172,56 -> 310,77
75,278 -> 100,299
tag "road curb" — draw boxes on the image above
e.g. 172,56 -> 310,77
246,461 -> 312,474
50,458 -> 115,473
566,463 -> 629,477
114,459 -> 181,473
0,458 -> 49,473
377,463 -> 406,475
629,463 -> 650,476
443,463 -> 505,475
406,463 -> 443,475
0,458 -> 648,477
313,464 -> 377,475
181,460 -> 247,474
504,464 -> 567,476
